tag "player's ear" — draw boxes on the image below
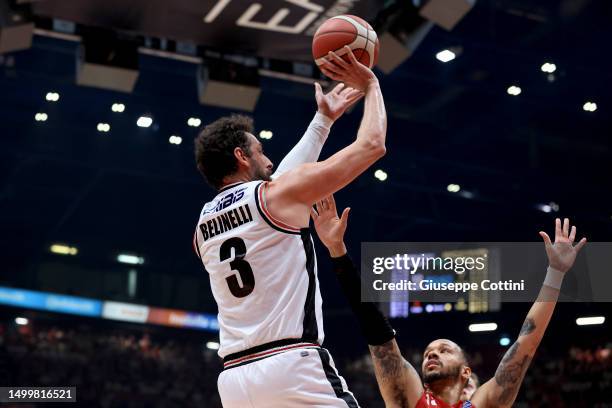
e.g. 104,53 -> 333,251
461,365 -> 472,384
234,147 -> 250,167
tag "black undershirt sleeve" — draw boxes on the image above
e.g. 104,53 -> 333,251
331,254 -> 396,345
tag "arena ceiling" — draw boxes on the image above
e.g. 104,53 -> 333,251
0,0 -> 610,312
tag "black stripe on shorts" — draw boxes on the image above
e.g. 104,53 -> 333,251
316,348 -> 360,408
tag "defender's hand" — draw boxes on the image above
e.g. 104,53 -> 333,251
315,82 -> 364,122
311,195 -> 350,257
319,46 -> 378,93
539,218 -> 587,273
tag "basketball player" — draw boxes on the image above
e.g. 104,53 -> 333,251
311,195 -> 587,408
193,48 -> 386,407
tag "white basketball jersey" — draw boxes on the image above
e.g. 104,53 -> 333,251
193,181 -> 324,358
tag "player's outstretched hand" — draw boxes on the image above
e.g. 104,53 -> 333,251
311,195 -> 350,257
319,46 -> 378,93
315,82 -> 364,121
539,218 -> 587,273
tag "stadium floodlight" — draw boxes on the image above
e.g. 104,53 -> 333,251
374,169 -> 388,181
169,135 -> 182,145
50,244 -> 78,256
541,62 -> 556,73
97,123 -> 110,133
259,130 -> 273,140
111,103 -> 125,113
15,317 -> 29,325
507,85 -> 522,96
499,336 -> 511,346
436,49 -> 456,63
468,323 -> 498,332
206,341 -> 220,350
187,117 -> 202,127
35,113 -> 48,122
447,183 -> 461,193
136,116 -> 153,128
576,316 -> 605,326
583,102 -> 597,112
117,254 -> 145,265
45,92 -> 60,102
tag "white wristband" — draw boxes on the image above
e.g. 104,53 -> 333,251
543,266 -> 564,290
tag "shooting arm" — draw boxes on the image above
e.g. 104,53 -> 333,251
269,80 -> 387,207
271,112 -> 333,178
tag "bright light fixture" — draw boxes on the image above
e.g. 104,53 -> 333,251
499,336 -> 511,346
45,92 -> 60,102
468,323 -> 498,332
206,341 -> 220,350
117,254 -> 145,265
576,316 -> 605,326
35,113 -> 48,122
169,135 -> 183,145
111,103 -> 125,113
137,116 -> 153,128
447,184 -> 461,193
187,117 -> 202,127
259,130 -> 273,140
436,49 -> 456,63
507,86 -> 522,96
97,123 -> 111,132
583,102 -> 597,112
50,244 -> 78,256
374,169 -> 388,181
15,317 -> 29,325
541,62 -> 556,73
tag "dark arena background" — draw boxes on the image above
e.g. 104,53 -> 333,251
0,0 -> 610,407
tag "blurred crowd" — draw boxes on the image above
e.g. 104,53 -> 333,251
1,320 -> 610,407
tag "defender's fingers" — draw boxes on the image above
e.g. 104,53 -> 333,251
539,231 -> 552,247
575,237 -> 587,252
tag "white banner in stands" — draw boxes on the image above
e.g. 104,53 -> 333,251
102,301 -> 149,323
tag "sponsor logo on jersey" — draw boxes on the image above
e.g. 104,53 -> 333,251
203,187 -> 247,215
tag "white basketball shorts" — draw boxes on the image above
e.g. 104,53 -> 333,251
218,344 -> 360,408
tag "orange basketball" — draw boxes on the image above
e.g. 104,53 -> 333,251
312,15 -> 379,70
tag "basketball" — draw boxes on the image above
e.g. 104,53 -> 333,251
312,15 -> 380,70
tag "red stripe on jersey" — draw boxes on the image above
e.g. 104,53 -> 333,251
258,182 -> 300,232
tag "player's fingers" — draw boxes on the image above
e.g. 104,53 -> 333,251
569,225 -> 576,243
339,86 -> 354,97
314,82 -> 323,97
328,195 -> 337,213
345,89 -> 364,102
310,206 -> 318,220
340,207 -> 351,225
320,67 -> 341,82
539,231 -> 552,247
575,237 -> 587,252
331,82 -> 345,95
555,218 -> 562,241
563,218 -> 570,237
328,51 -> 350,69
318,199 -> 327,212
320,62 -> 343,78
344,46 -> 360,66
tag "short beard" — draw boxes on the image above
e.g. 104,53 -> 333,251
423,364 -> 462,385
252,166 -> 272,182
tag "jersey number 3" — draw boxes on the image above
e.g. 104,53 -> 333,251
220,237 -> 255,298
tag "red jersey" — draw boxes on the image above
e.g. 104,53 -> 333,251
415,391 -> 475,408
